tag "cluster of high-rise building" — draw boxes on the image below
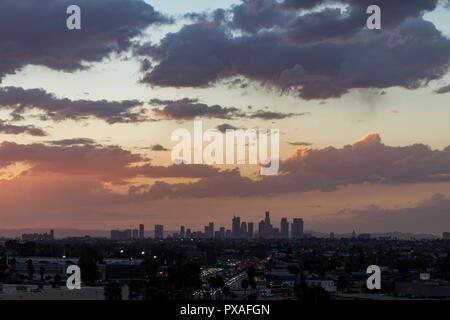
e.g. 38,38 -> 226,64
173,211 -> 303,240
22,229 -> 54,241
110,224 -> 145,240
109,212 -> 304,240
257,211 -> 304,239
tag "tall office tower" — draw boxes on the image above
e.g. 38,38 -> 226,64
241,222 -> 247,238
155,225 -> 164,239
225,230 -> 232,239
258,220 -> 265,239
180,226 -> 185,238
139,224 -> 145,239
50,229 -> 54,240
443,232 -> 450,240
352,230 -> 356,238
266,224 -> 273,239
186,228 -> 192,238
280,218 -> 289,239
232,216 -> 241,238
219,227 -> 225,239
265,211 -> 271,226
204,225 -> 210,238
124,229 -> 132,240
133,228 -> 138,239
330,232 -> 335,239
291,218 -> 304,239
209,222 -> 214,238
247,222 -> 254,239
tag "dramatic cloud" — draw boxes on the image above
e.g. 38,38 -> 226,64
0,140 -> 221,181
434,84 -> 450,94
138,2 -> 450,99
0,120 -> 47,136
282,0 -> 440,44
132,133 -> 450,199
0,0 -> 170,80
150,98 -> 304,120
0,86 -> 147,124
231,0 -> 295,33
0,141 -> 144,176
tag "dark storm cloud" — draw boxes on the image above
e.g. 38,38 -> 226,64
282,0 -> 440,44
138,15 -> 450,99
0,0 -> 170,80
0,120 -> 47,136
0,86 -> 147,124
231,0 -> 296,33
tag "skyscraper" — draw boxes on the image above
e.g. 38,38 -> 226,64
139,224 -> 145,239
180,226 -> 185,238
155,225 -> 164,239
133,228 -> 138,239
247,222 -> 254,239
241,222 -> 247,238
280,218 -> 289,239
209,222 -> 214,238
232,216 -> 241,238
291,218 -> 304,239
258,220 -> 265,239
265,211 -> 270,226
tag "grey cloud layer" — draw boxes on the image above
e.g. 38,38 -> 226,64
0,120 -> 47,136
138,1 -> 450,99
0,0 -> 170,80
0,87 -> 146,124
150,98 -> 306,120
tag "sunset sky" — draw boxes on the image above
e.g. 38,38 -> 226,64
1,0 -> 450,235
